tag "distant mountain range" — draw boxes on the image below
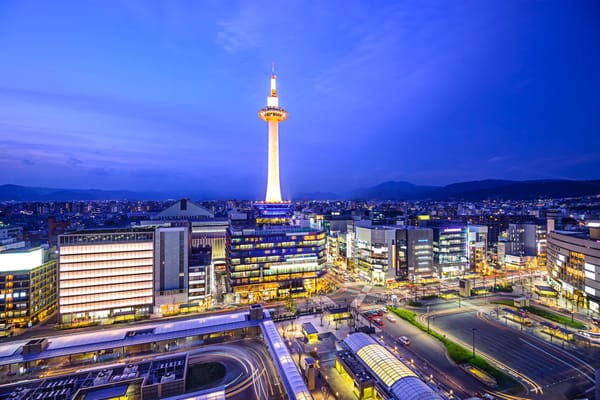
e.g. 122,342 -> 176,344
0,184 -> 216,202
1,179 -> 599,202
295,179 -> 600,201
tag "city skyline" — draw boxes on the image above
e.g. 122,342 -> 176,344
0,1 -> 599,198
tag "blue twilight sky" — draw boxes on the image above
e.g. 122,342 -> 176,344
0,1 -> 599,199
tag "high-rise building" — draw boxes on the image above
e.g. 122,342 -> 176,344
0,247 -> 57,328
154,226 -> 189,314
58,228 -> 155,325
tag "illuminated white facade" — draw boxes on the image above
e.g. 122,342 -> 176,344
258,67 -> 288,202
58,229 -> 154,324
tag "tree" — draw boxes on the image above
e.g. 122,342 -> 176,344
285,298 -> 297,315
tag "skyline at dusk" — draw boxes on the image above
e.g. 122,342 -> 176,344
1,1 -> 599,199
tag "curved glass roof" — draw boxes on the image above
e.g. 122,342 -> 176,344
344,333 -> 442,400
356,344 -> 416,386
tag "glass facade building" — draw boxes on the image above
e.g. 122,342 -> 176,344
395,227 -> 434,282
432,225 -> 468,279
547,227 -> 600,313
226,227 -> 326,302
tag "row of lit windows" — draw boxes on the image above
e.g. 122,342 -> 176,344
0,310 -> 28,318
264,264 -> 320,275
60,267 -> 153,281
60,250 -> 153,264
60,296 -> 153,314
60,258 -> 153,272
263,272 -> 317,282
231,259 -> 324,272
60,289 -> 153,306
61,280 -> 152,295
0,291 -> 28,299
230,271 -> 261,279
231,239 -> 325,250
59,242 -> 153,255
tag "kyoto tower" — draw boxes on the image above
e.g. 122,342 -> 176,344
258,65 -> 288,202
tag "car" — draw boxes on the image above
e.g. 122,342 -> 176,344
373,318 -> 384,327
386,315 -> 396,323
398,336 -> 410,345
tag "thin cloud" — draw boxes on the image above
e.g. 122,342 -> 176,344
66,157 -> 83,166
215,5 -> 262,53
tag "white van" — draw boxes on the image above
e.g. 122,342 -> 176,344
398,336 -> 410,345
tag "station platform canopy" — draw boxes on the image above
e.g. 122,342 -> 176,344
343,333 -> 442,400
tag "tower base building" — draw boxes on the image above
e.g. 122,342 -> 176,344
227,226 -> 326,303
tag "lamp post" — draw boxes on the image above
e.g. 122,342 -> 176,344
471,328 -> 477,358
428,316 -> 434,333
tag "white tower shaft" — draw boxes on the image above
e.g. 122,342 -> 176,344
266,120 -> 282,202
259,69 -> 287,203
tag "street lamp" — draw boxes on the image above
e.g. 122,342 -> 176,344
471,328 -> 477,358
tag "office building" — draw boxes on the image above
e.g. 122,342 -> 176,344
0,247 -> 57,328
394,227 -> 434,282
188,246 -> 213,309
154,226 -> 189,314
432,225 -> 468,279
505,223 -> 547,270
354,224 -> 396,286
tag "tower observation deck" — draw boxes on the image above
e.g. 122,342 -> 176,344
258,67 -> 288,203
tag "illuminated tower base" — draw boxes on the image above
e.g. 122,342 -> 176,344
255,201 -> 291,226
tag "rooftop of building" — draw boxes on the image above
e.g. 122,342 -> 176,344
153,198 -> 214,219
62,226 -> 157,235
